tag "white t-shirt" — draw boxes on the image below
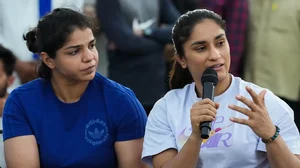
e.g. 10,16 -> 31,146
142,76 -> 300,168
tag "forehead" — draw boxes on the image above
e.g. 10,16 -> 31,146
187,19 -> 225,42
64,28 -> 94,46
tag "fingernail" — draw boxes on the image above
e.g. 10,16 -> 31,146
236,95 -> 241,99
228,104 -> 234,108
230,117 -> 235,121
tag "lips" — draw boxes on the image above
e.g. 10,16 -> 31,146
82,65 -> 95,71
209,64 -> 224,68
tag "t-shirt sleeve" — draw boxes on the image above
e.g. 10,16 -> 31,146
256,94 -> 300,154
2,91 -> 33,141
115,88 -> 147,141
142,98 -> 177,166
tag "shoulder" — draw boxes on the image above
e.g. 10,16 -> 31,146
163,83 -> 193,102
4,79 -> 49,117
8,78 -> 48,99
93,73 -> 139,105
93,74 -> 147,131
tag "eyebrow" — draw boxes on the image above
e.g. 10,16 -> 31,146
64,39 -> 96,50
191,34 -> 225,46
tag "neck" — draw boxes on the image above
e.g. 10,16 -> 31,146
196,73 -> 232,98
51,75 -> 89,103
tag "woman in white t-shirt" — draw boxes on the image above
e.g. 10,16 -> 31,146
142,9 -> 300,168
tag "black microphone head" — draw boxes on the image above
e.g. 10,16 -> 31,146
201,68 -> 218,86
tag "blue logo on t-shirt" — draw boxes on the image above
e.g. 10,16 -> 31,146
89,128 -> 105,139
85,119 -> 109,146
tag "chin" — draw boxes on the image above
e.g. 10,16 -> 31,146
81,71 -> 96,81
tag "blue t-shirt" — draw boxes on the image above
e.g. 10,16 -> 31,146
2,73 -> 147,167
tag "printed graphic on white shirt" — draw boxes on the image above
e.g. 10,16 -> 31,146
177,116 -> 236,149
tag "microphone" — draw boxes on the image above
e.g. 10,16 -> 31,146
200,68 -> 218,139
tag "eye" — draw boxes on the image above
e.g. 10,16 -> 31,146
89,44 -> 95,49
70,49 -> 80,55
196,46 -> 206,52
217,40 -> 225,46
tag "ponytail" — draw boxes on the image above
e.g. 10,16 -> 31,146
169,58 -> 193,89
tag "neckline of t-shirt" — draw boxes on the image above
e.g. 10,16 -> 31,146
191,74 -> 235,102
48,80 -> 92,106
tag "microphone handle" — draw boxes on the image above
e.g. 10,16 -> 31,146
200,82 -> 215,139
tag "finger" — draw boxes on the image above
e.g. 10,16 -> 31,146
229,117 -> 249,126
190,108 -> 216,119
228,104 -> 253,117
198,98 -> 216,108
245,86 -> 260,104
235,95 -> 258,111
196,101 -> 219,114
192,108 -> 216,118
193,116 -> 215,127
215,102 -> 220,109
198,116 -> 215,126
200,104 -> 217,115
258,90 -> 267,106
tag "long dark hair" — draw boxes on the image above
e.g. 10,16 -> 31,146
23,8 -> 96,80
169,9 -> 226,89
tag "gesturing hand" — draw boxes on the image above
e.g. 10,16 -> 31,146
228,86 -> 276,140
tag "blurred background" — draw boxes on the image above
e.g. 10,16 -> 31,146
0,0 -> 299,166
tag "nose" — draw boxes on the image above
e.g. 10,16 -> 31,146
208,46 -> 221,60
82,47 -> 94,62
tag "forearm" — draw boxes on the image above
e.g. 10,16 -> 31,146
266,136 -> 300,168
162,134 -> 202,168
146,26 -> 173,45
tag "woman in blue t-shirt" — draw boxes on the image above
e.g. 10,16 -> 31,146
3,8 -> 147,168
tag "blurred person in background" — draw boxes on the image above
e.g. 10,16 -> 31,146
0,45 -> 16,118
0,45 -> 16,168
0,0 -> 84,92
83,0 -> 108,76
197,0 -> 249,77
244,0 -> 300,129
171,0 -> 199,14
96,0 -> 180,115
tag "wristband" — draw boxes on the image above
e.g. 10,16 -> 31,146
262,125 -> 280,144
